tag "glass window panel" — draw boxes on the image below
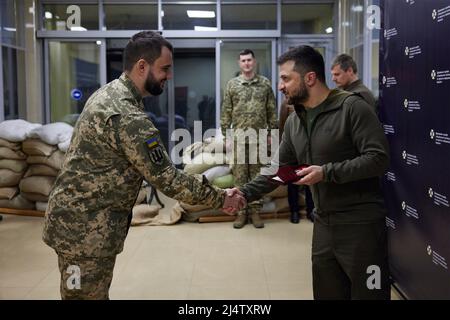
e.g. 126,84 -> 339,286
282,4 -> 334,34
103,3 -> 158,30
221,4 -> 276,30
49,41 -> 101,125
162,1 -> 217,30
2,47 -> 18,120
220,41 -> 272,109
1,0 -> 24,47
173,48 -> 216,137
42,4 -> 99,30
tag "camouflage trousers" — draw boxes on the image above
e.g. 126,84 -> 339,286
57,253 -> 116,300
232,142 -> 263,215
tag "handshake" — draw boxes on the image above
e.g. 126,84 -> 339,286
221,188 -> 247,215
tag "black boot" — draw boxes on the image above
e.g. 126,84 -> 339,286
290,211 -> 300,224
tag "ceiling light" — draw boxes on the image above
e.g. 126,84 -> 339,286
70,26 -> 87,31
351,5 -> 364,12
194,26 -> 217,31
326,27 -> 333,33
45,11 -> 53,19
187,10 -> 215,18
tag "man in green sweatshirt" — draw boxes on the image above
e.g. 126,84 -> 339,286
230,46 -> 390,300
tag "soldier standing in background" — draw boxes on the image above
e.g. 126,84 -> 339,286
43,31 -> 244,300
221,49 -> 277,229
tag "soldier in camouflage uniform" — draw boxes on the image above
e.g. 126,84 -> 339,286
42,31 -> 243,300
221,49 -> 277,229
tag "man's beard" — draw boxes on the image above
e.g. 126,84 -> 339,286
145,71 -> 164,96
286,82 -> 309,106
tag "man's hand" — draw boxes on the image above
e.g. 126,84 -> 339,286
222,188 -> 246,215
293,165 -> 324,186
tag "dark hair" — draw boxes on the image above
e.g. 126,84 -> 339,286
239,49 -> 255,59
332,53 -> 358,74
277,45 -> 326,83
123,31 -> 173,71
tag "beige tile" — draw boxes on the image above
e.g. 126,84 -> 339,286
263,257 -> 312,286
25,286 -> 60,300
0,287 -> 33,300
268,282 -> 313,300
110,281 -> 189,300
188,284 -> 270,300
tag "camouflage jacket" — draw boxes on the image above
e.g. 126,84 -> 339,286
220,74 -> 277,139
43,73 -> 225,257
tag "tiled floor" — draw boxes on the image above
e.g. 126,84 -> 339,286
0,194 -> 402,300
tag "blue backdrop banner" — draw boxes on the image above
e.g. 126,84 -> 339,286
380,0 -> 450,299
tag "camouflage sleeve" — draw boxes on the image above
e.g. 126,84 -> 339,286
220,81 -> 233,135
112,113 -> 225,209
266,85 -> 278,130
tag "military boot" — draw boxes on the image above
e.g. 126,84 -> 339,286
250,212 -> 264,228
233,213 -> 248,229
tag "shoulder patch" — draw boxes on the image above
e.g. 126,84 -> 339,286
145,136 -> 159,149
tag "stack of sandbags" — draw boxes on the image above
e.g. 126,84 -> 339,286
0,120 -> 42,209
19,122 -> 73,211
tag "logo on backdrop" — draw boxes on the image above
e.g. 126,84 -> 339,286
427,245 -> 449,270
402,150 -> 420,165
403,99 -> 421,112
401,201 -> 419,219
432,6 -> 450,23
386,216 -> 396,229
383,124 -> 395,135
431,69 -> 450,84
405,0 -> 415,5
428,187 -> 450,207
384,28 -> 398,40
381,75 -> 397,88
404,45 -> 422,59
429,129 -> 450,145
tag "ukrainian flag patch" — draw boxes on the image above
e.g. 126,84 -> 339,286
145,136 -> 159,149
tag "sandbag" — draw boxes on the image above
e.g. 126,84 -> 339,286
0,138 -> 21,151
202,165 -> 231,183
273,197 -> 290,213
24,164 -> 59,177
36,201 -> 48,212
260,201 -> 277,213
134,187 -> 147,205
0,169 -> 24,187
130,204 -> 180,226
0,187 -> 19,200
266,185 -> 288,198
0,159 -> 27,173
20,192 -> 49,202
183,152 -> 228,174
179,201 -> 211,213
58,139 -> 71,152
212,174 -> 235,189
27,150 -> 66,170
28,122 -> 73,145
180,207 -> 224,222
0,147 -> 27,160
19,176 -> 55,196
22,139 -> 57,156
0,119 -> 41,142
0,194 -> 35,210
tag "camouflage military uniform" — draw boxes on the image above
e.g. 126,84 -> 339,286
220,74 -> 277,225
43,73 -> 225,299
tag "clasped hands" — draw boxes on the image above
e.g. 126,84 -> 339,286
222,188 -> 246,215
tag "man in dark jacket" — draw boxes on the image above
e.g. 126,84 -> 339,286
331,53 -> 377,111
229,46 -> 390,300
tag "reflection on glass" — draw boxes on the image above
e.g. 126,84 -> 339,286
162,2 -> 216,30
173,48 -> 216,137
49,42 -> 100,124
220,41 -> 272,104
104,4 -> 158,30
282,4 -> 334,34
43,4 -> 99,30
106,39 -> 170,150
221,4 -> 276,30
2,47 -> 18,120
